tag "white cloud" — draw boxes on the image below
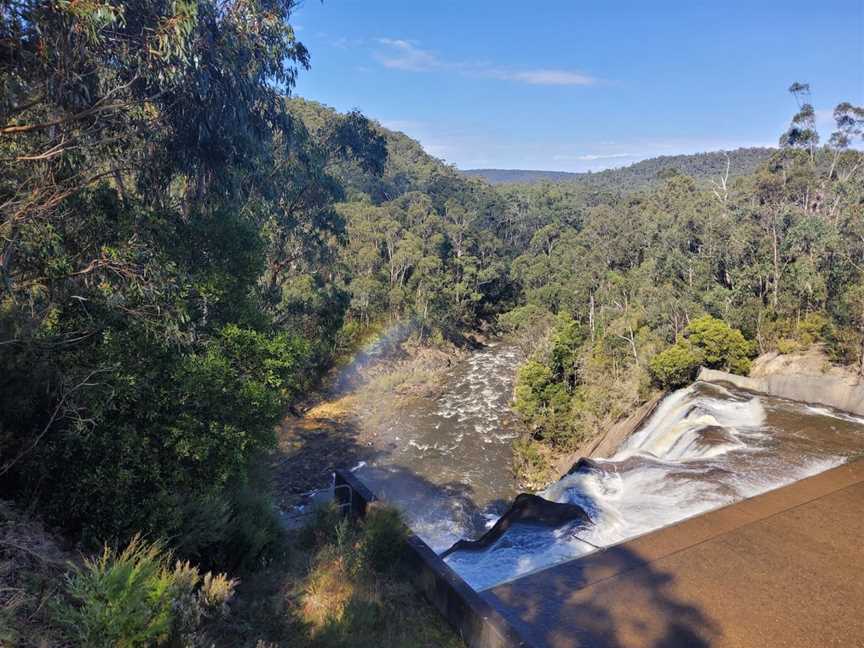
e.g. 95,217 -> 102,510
374,38 -> 598,86
375,39 -> 441,71
332,36 -> 365,49
491,69 -> 596,86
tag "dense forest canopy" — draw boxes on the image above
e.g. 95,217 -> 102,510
502,86 -> 864,483
461,147 -> 776,190
1,4 -> 864,643
0,0 -> 390,556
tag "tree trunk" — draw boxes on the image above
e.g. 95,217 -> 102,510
772,219 -> 780,309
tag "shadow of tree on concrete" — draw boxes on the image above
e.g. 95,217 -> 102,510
484,543 -> 722,648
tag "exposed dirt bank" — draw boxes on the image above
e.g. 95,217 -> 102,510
699,346 -> 864,415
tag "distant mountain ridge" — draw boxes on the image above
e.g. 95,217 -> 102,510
461,148 -> 776,190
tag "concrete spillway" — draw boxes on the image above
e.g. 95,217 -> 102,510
444,380 -> 864,590
485,459 -> 864,647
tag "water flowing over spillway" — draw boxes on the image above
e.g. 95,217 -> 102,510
354,344 -> 864,593
445,380 -> 864,590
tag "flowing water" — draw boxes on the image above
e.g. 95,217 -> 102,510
446,380 -> 864,590
354,342 -> 523,552
354,344 -> 864,592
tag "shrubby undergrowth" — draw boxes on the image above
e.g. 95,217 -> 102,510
56,535 -> 237,648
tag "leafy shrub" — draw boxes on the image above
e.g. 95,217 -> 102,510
55,535 -> 236,648
650,316 -> 755,387
684,315 -> 754,373
298,502 -> 347,550
511,436 -> 553,488
512,360 -> 556,422
649,343 -> 703,388
357,505 -> 407,574
797,312 -> 829,346
497,304 -> 554,356
512,358 -> 572,445
174,481 -> 285,574
15,323 -> 309,556
775,338 -> 802,354
762,312 -> 830,354
57,536 -> 176,647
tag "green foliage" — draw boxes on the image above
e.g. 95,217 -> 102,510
649,343 -> 703,388
355,505 -> 408,575
507,92 -> 864,476
0,1 -> 388,566
2,11 -> 863,631
55,535 -> 237,648
513,360 -> 556,422
549,313 -> 585,387
763,312 -> 830,355
650,316 -> 754,387
57,537 -> 175,648
683,315 -> 754,373
509,319 -> 654,486
511,437 -> 554,489
175,482 -> 285,574
288,99 -> 512,339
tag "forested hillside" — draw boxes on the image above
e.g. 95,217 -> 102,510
1,1 -> 863,643
0,3 -> 417,644
463,147 -> 775,190
284,98 -> 518,340
500,89 -> 864,484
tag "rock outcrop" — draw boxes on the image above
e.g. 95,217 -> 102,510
439,493 -> 590,559
699,347 -> 864,416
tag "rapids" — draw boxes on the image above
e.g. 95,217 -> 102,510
354,343 -> 864,592
446,380 -> 864,590
354,342 -> 523,552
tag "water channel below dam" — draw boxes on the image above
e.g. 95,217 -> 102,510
353,342 -> 864,591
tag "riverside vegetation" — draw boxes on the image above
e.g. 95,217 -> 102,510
1,1 -> 863,645
504,88 -> 864,484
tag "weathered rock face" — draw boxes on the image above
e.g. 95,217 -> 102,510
439,493 -> 590,558
699,347 -> 864,416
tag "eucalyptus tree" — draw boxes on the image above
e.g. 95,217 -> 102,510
0,0 -> 381,554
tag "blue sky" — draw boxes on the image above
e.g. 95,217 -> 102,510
291,1 -> 864,171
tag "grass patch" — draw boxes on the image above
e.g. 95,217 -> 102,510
211,502 -> 464,648
1,500 -> 461,648
0,501 -> 70,647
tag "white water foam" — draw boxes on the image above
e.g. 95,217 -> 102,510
444,381 -> 864,591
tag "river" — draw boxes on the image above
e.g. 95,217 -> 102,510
354,341 -> 524,552
354,343 -> 864,592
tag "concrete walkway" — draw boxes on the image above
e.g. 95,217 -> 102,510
485,460 -> 864,648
